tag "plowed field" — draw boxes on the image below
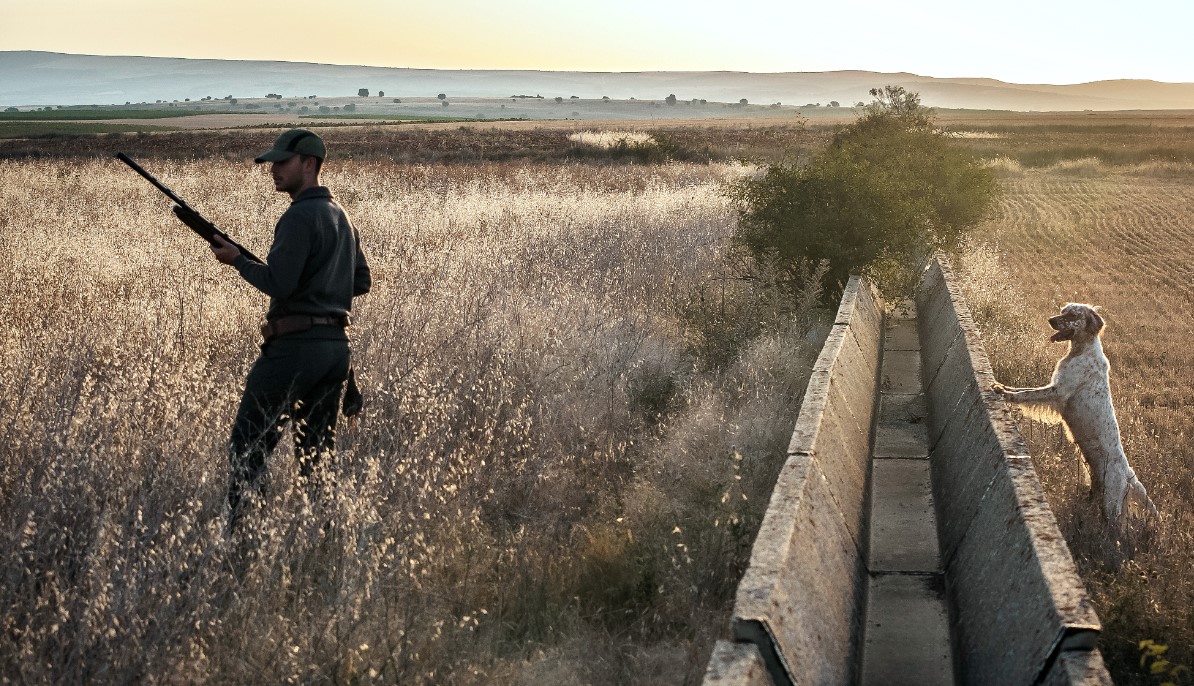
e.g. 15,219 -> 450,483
957,163 -> 1194,683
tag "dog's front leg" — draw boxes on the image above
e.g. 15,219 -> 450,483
992,384 -> 1033,393
993,383 -> 1063,404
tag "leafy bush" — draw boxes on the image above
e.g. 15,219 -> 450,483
731,86 -> 997,298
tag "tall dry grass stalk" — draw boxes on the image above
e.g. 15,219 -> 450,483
0,157 -> 826,684
952,164 -> 1194,684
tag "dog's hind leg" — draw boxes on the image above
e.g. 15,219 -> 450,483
1100,465 -> 1127,523
1083,451 -> 1099,501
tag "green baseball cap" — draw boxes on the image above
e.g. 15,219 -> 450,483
254,129 -> 326,163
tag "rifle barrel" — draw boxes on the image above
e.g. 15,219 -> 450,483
116,152 -> 265,264
115,152 -> 190,209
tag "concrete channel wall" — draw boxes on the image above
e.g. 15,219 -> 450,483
916,256 -> 1112,685
703,276 -> 883,686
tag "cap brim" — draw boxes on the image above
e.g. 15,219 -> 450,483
254,149 -> 296,164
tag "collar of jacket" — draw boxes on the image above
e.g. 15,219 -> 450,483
291,186 -> 333,204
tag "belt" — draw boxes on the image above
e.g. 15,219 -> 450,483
260,314 -> 350,342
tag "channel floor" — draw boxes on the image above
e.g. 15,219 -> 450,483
859,302 -> 954,686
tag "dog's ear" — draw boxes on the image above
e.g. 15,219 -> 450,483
1087,307 -> 1105,334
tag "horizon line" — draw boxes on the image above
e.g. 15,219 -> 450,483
5,49 -> 1189,88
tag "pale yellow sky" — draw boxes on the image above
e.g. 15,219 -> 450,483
3,0 -> 1192,84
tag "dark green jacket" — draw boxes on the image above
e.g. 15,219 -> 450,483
234,186 -> 370,321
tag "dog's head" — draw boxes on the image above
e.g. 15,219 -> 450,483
1048,303 -> 1105,343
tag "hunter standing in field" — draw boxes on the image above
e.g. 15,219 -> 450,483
210,129 -> 371,532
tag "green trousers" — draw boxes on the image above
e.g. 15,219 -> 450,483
227,330 -> 350,531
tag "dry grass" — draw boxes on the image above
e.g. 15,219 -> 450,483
0,156 -> 827,684
566,131 -> 656,149
951,160 -> 1194,684
0,121 -> 828,165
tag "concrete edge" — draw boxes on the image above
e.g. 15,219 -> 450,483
915,254 -> 1107,684
944,456 -> 1103,685
729,454 -> 867,686
1041,649 -> 1115,686
717,275 -> 883,686
703,640 -> 778,686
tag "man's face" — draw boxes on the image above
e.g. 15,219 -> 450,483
270,155 -> 307,194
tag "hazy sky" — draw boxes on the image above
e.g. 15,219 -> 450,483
3,0 -> 1192,84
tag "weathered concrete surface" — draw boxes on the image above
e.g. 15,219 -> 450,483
787,279 -> 883,552
873,393 -> 929,459
868,459 -> 940,573
860,574 -> 953,686
721,276 -> 882,686
946,459 -> 1101,686
863,300 -> 954,685
926,391 -> 1018,561
916,256 -> 1107,685
703,641 -> 776,686
884,317 -> 921,351
917,261 -> 1028,457
1042,650 -> 1115,686
836,275 -> 884,373
882,350 -> 924,395
731,456 -> 866,685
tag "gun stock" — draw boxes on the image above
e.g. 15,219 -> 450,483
116,152 -> 264,264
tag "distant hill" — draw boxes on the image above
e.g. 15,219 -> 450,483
4,51 -> 1194,111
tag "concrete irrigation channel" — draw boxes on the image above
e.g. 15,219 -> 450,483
702,257 -> 1113,686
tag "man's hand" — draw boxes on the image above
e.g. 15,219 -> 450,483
210,234 -> 241,265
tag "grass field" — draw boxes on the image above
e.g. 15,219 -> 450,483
0,152 -> 827,683
954,158 -> 1194,684
1,116 -> 1192,683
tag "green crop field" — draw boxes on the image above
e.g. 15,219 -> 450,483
0,108 -> 209,121
0,121 -> 178,138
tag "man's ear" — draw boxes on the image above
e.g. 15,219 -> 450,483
301,155 -> 320,178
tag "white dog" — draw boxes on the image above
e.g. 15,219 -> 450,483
993,303 -> 1157,526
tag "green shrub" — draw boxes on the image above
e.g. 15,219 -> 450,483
730,86 -> 997,299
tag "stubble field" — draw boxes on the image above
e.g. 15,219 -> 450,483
955,158 -> 1194,683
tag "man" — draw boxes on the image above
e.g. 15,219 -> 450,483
210,128 -> 371,531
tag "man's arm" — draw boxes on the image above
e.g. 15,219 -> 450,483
212,217 -> 310,299
353,234 -> 371,296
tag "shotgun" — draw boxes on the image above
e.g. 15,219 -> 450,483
116,152 -> 264,264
